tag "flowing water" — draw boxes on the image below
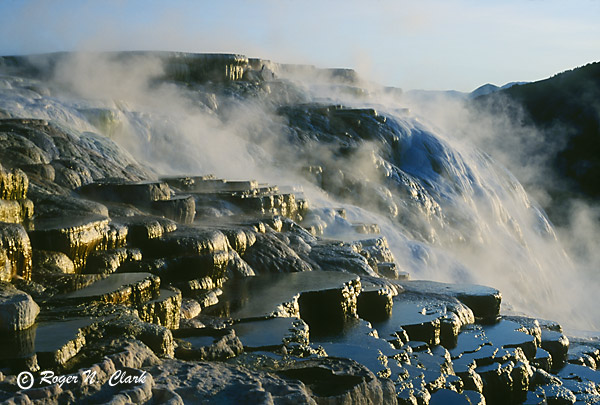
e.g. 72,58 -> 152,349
1,52 -> 598,332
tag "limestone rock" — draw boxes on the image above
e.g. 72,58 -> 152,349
0,198 -> 34,223
79,179 -> 172,205
357,279 -> 397,322
531,347 -> 553,372
151,195 -> 196,224
28,215 -> 110,270
313,318 -> 399,381
57,272 -> 160,306
161,175 -> 216,191
34,318 -> 98,369
104,339 -> 161,369
309,241 -> 376,276
535,384 -> 576,405
83,247 -> 142,274
206,271 -> 361,329
0,282 -> 39,332
483,319 -> 538,360
225,249 -> 255,278
180,298 -> 202,320
0,222 -> 32,281
32,250 -> 75,274
0,165 -> 28,200
148,227 -> 229,258
150,358 -> 315,404
117,215 -> 176,247
30,193 -> 109,219
374,291 -> 474,348
174,327 -> 243,361
278,357 -> 394,404
232,317 -> 309,351
541,330 -> 569,371
356,236 -> 396,269
476,361 -> 514,405
138,287 -> 182,329
104,314 -> 175,357
399,280 -> 501,321
243,232 -> 312,274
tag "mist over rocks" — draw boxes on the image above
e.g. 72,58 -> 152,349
0,51 -> 598,404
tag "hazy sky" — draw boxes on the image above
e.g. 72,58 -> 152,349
0,0 -> 598,91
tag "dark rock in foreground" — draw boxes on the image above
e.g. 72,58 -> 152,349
0,282 -> 39,332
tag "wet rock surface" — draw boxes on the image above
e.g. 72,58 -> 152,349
0,282 -> 39,332
0,53 -> 598,404
0,222 -> 32,281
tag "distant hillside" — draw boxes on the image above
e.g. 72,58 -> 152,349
469,81 -> 526,98
474,62 -> 600,219
406,81 -> 525,104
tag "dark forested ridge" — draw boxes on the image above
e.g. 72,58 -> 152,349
475,61 -> 600,218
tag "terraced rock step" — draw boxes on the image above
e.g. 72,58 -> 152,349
28,215 -> 109,270
0,282 -> 39,332
357,279 -> 398,322
243,232 -> 312,274
376,261 -> 410,280
33,318 -> 99,370
182,178 -> 305,220
276,357 -> 395,404
312,318 -> 400,379
232,317 -> 309,351
204,271 -> 360,325
0,198 -> 34,223
161,175 -> 215,191
0,317 -> 98,372
116,215 -> 176,247
32,250 -> 76,275
0,222 -> 32,281
150,194 -> 196,224
83,247 -> 142,274
0,164 -> 28,200
148,227 -> 229,258
78,180 -> 172,205
173,327 -> 243,360
399,280 -> 502,321
165,177 -> 258,193
138,288 -> 182,329
372,290 -> 475,348
56,272 -> 160,306
308,240 -> 376,276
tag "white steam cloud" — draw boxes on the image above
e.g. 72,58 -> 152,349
1,51 -> 599,333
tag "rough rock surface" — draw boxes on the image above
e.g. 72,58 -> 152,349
0,52 -> 598,405
0,282 -> 39,331
0,222 -> 32,282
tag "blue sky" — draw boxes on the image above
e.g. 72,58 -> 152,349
0,0 -> 598,91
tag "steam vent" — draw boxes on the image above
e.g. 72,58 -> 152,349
0,52 -> 598,404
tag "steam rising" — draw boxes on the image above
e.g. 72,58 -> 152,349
1,52 -> 599,332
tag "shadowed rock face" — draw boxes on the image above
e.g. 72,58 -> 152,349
0,282 -> 39,332
56,272 -> 160,306
0,165 -> 34,224
0,119 -> 150,189
28,215 -> 110,270
0,222 -> 32,281
0,165 -> 28,200
399,280 -> 502,322
0,53 -> 599,404
138,287 -> 182,329
78,180 -> 172,206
